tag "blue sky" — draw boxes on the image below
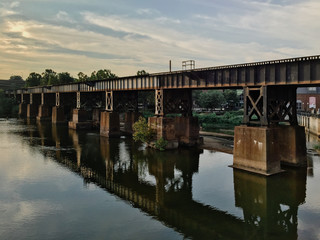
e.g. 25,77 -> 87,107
0,0 -> 319,79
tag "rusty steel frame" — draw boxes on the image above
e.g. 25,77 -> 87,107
243,86 -> 298,126
9,55 -> 320,96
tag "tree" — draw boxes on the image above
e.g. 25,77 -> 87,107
41,69 -> 57,85
198,90 -> 225,109
137,70 -> 148,76
25,72 -> 41,87
77,72 -> 89,82
58,72 -> 74,84
90,71 -> 97,81
96,69 -> 117,80
0,89 -> 19,117
90,69 -> 117,81
9,75 -> 23,81
223,89 -> 239,110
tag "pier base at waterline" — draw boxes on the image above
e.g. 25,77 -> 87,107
148,116 -> 202,149
100,111 -> 120,137
68,109 -> 92,130
232,125 -> 307,176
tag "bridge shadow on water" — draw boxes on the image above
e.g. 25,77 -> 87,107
18,120 -> 307,240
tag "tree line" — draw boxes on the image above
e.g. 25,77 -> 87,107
193,89 -> 240,110
25,69 -> 118,87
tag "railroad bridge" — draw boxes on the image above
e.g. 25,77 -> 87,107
6,55 -> 320,175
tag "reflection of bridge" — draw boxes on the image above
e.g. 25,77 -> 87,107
24,121 -> 307,239
8,55 -> 319,175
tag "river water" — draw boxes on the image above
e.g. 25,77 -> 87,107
0,119 -> 319,240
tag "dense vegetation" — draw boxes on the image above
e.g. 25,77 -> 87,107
193,89 -> 240,110
194,110 -> 243,134
132,116 -> 168,150
0,90 -> 19,117
25,68 -> 118,87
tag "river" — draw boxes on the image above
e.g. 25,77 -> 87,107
0,119 -> 319,240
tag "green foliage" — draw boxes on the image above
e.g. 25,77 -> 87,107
137,70 -> 148,76
77,72 -> 90,82
155,137 -> 168,151
58,72 -> 74,84
142,110 -> 155,118
25,72 -> 41,87
198,90 -> 225,109
91,69 -> 117,81
133,117 -> 155,144
194,110 -> 243,132
9,75 -> 23,81
41,69 -> 57,85
314,144 -> 320,150
0,90 -> 18,117
138,91 -> 155,110
223,89 -> 239,109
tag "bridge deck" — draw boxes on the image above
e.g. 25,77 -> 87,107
8,55 -> 320,95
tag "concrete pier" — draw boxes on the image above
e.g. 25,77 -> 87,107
36,105 -> 51,121
27,104 -> 39,118
18,103 -> 27,118
68,109 -> 92,130
52,106 -> 66,124
100,111 -> 120,137
148,116 -> 201,149
124,112 -> 140,134
92,108 -> 102,129
233,125 -> 307,176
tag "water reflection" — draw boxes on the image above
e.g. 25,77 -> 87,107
234,169 -> 306,240
18,121 -> 310,239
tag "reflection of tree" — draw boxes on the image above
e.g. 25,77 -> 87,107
234,168 -> 306,240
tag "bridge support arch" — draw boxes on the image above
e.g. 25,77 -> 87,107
233,86 -> 307,175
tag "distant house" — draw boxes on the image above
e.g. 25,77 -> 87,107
0,78 -> 25,90
297,87 -> 320,112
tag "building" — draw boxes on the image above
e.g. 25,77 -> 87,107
297,87 -> 320,112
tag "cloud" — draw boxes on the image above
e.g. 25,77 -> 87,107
0,0 -> 319,79
55,11 -> 75,23
0,1 -> 20,17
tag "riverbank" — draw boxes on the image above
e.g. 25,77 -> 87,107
200,131 -> 234,154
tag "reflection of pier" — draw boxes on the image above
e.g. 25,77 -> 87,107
234,169 -> 306,239
24,122 -> 307,239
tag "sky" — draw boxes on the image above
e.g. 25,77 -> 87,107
0,0 -> 320,80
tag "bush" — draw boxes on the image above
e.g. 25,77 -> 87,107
155,137 -> 168,151
194,111 -> 243,132
132,117 -> 155,144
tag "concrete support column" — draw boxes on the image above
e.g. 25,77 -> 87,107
68,109 -> 92,130
148,116 -> 201,149
18,103 -> 27,118
27,104 -> 39,118
37,105 -> 51,121
124,112 -> 141,134
37,93 -> 53,121
52,106 -> 66,124
100,111 -> 120,137
174,116 -> 201,146
276,125 -> 307,166
92,108 -> 102,129
233,125 -> 307,176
